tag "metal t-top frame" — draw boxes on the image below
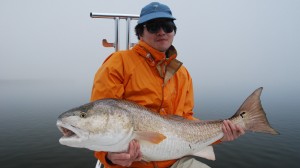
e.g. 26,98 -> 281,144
90,12 -> 140,51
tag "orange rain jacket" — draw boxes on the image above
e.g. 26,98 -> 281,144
90,41 -> 196,168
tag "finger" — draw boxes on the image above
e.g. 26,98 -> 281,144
135,140 -> 140,152
221,120 -> 230,141
222,121 -> 227,134
109,152 -> 130,161
224,120 -> 233,136
236,125 -> 245,135
127,141 -> 137,166
134,141 -> 142,161
224,120 -> 234,140
136,152 -> 143,161
129,140 -> 133,150
108,154 -> 128,166
229,121 -> 245,140
133,140 -> 140,157
129,141 -> 137,160
228,121 -> 238,138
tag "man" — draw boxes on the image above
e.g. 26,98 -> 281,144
90,2 -> 244,168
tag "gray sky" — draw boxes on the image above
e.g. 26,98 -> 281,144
1,0 -> 299,98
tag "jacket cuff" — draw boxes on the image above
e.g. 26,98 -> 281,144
95,151 -> 122,168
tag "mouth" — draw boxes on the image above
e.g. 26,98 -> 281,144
56,120 -> 87,148
57,121 -> 79,139
59,127 -> 76,137
156,38 -> 167,42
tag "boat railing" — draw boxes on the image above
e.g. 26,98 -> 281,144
90,12 -> 140,51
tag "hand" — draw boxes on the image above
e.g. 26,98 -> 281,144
221,120 -> 245,141
106,140 -> 142,167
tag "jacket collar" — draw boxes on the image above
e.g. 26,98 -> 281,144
133,41 -> 177,64
133,41 -> 182,84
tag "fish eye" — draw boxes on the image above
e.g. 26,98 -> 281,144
80,112 -> 87,118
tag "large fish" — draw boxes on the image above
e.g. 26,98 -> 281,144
57,87 -> 278,161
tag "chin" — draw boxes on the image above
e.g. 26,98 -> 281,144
156,46 -> 170,52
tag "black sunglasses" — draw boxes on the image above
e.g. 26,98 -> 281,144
144,21 -> 175,34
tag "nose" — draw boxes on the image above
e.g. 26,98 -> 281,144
156,27 -> 166,35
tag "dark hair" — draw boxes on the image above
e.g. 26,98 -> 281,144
134,20 -> 177,40
135,24 -> 144,40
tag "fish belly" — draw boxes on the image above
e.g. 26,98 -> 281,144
139,133 -> 222,161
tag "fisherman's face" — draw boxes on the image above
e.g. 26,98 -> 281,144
140,19 -> 175,52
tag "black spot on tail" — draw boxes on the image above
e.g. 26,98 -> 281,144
240,111 -> 246,118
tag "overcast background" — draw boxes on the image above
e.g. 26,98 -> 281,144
1,0 -> 299,94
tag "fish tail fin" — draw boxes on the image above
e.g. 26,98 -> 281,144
230,87 -> 279,135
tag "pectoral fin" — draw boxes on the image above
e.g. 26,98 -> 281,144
193,145 -> 215,160
134,131 -> 166,144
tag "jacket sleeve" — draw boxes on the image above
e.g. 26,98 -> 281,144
182,69 -> 197,120
91,53 -> 125,101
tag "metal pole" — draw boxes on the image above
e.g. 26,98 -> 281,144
90,13 -> 139,19
90,12 -> 139,51
126,17 -> 131,50
114,17 -> 119,51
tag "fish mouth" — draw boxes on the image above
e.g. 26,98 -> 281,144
59,126 -> 77,138
57,121 -> 80,140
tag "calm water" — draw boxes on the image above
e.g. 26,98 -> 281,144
0,80 -> 299,168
